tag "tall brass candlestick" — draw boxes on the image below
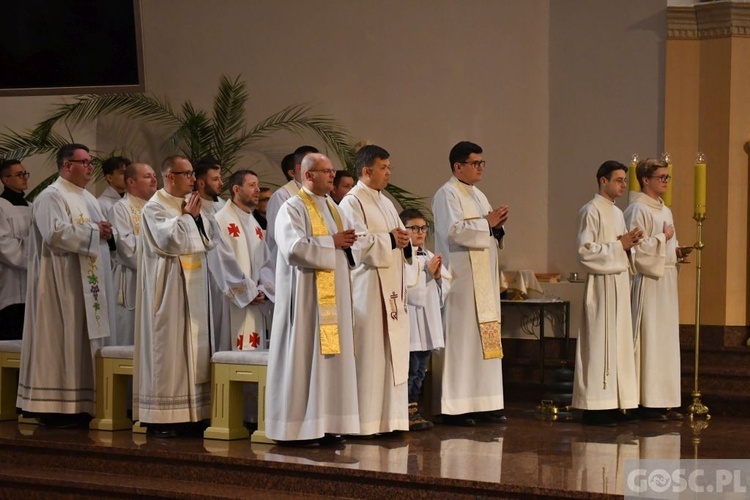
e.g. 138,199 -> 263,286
688,152 -> 710,420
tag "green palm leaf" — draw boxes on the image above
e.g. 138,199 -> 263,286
211,75 -> 248,168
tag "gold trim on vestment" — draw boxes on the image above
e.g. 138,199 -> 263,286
299,189 -> 342,355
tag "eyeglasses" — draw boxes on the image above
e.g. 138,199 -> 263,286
170,170 -> 195,178
67,159 -> 94,167
460,161 -> 486,169
2,171 -> 30,179
650,174 -> 672,183
406,225 -> 429,234
309,169 -> 335,175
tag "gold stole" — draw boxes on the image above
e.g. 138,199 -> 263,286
452,178 -> 503,359
52,178 -> 111,340
298,189 -> 342,355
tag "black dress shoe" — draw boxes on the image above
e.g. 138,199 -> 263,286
637,407 -> 667,422
443,414 -> 477,426
319,434 -> 346,445
275,438 -> 320,447
581,410 -> 617,427
147,424 -> 179,438
474,411 -> 507,424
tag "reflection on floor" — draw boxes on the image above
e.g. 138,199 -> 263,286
0,404 -> 745,498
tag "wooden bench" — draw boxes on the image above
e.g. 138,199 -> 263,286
0,340 -> 22,421
90,345 -> 135,431
204,350 -> 271,443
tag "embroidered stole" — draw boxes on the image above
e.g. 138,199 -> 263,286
215,201 -> 266,351
451,177 -> 503,359
118,194 -> 145,308
51,178 -> 111,340
299,189 -> 342,355
349,184 -> 409,385
151,189 -> 211,383
282,179 -> 300,198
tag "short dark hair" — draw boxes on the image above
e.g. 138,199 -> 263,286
449,141 -> 482,171
354,145 -> 390,177
56,143 -> 90,170
293,145 -> 319,167
280,153 -> 295,181
596,160 -> 628,183
101,156 -> 131,176
0,159 -> 21,177
399,208 -> 425,226
194,155 -> 221,181
333,169 -> 354,187
161,155 -> 189,175
228,169 -> 258,201
636,158 -> 667,188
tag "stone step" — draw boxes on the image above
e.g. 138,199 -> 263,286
0,464 -> 308,499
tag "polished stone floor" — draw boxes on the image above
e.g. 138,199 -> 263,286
0,404 -> 747,498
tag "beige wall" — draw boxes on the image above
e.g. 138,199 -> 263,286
1,0 -> 666,276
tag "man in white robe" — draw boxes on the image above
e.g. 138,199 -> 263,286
573,160 -> 643,426
97,156 -> 129,217
214,169 -> 269,350
263,146 -> 318,302
109,162 -> 157,345
0,159 -> 31,340
266,153 -> 359,443
624,158 -> 682,421
338,145 -> 411,436
431,141 -> 508,426
134,155 -> 217,437
193,158 -> 259,352
17,143 -> 116,427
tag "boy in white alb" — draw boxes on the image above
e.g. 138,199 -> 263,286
400,208 -> 451,431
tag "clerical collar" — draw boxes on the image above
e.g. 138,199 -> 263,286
359,180 -> 382,195
301,186 -> 327,200
0,188 -> 28,206
455,176 -> 473,187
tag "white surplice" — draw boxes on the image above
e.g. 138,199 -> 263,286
262,179 -> 301,303
17,177 -> 114,415
97,185 -> 123,220
0,196 -> 31,312
431,176 -> 504,415
572,194 -> 638,410
338,181 -> 409,435
110,193 -> 147,346
265,190 -> 359,441
197,197 -> 257,352
214,200 -> 269,350
406,248 -> 451,351
624,192 -> 681,408
134,189 -> 215,424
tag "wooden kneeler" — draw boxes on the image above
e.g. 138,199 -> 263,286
204,350 -> 271,443
90,346 -> 135,431
0,340 -> 22,421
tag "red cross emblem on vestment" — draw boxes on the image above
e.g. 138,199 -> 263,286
236,334 -> 243,349
228,223 -> 240,238
255,226 -> 263,240
249,332 -> 261,348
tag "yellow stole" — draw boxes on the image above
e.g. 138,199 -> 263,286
451,177 -> 503,359
298,189 -> 343,355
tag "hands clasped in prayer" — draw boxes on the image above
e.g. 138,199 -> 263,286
333,228 -> 357,249
97,220 -> 114,240
183,191 -> 202,218
486,205 -> 509,228
618,227 -> 644,250
427,254 -> 443,280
